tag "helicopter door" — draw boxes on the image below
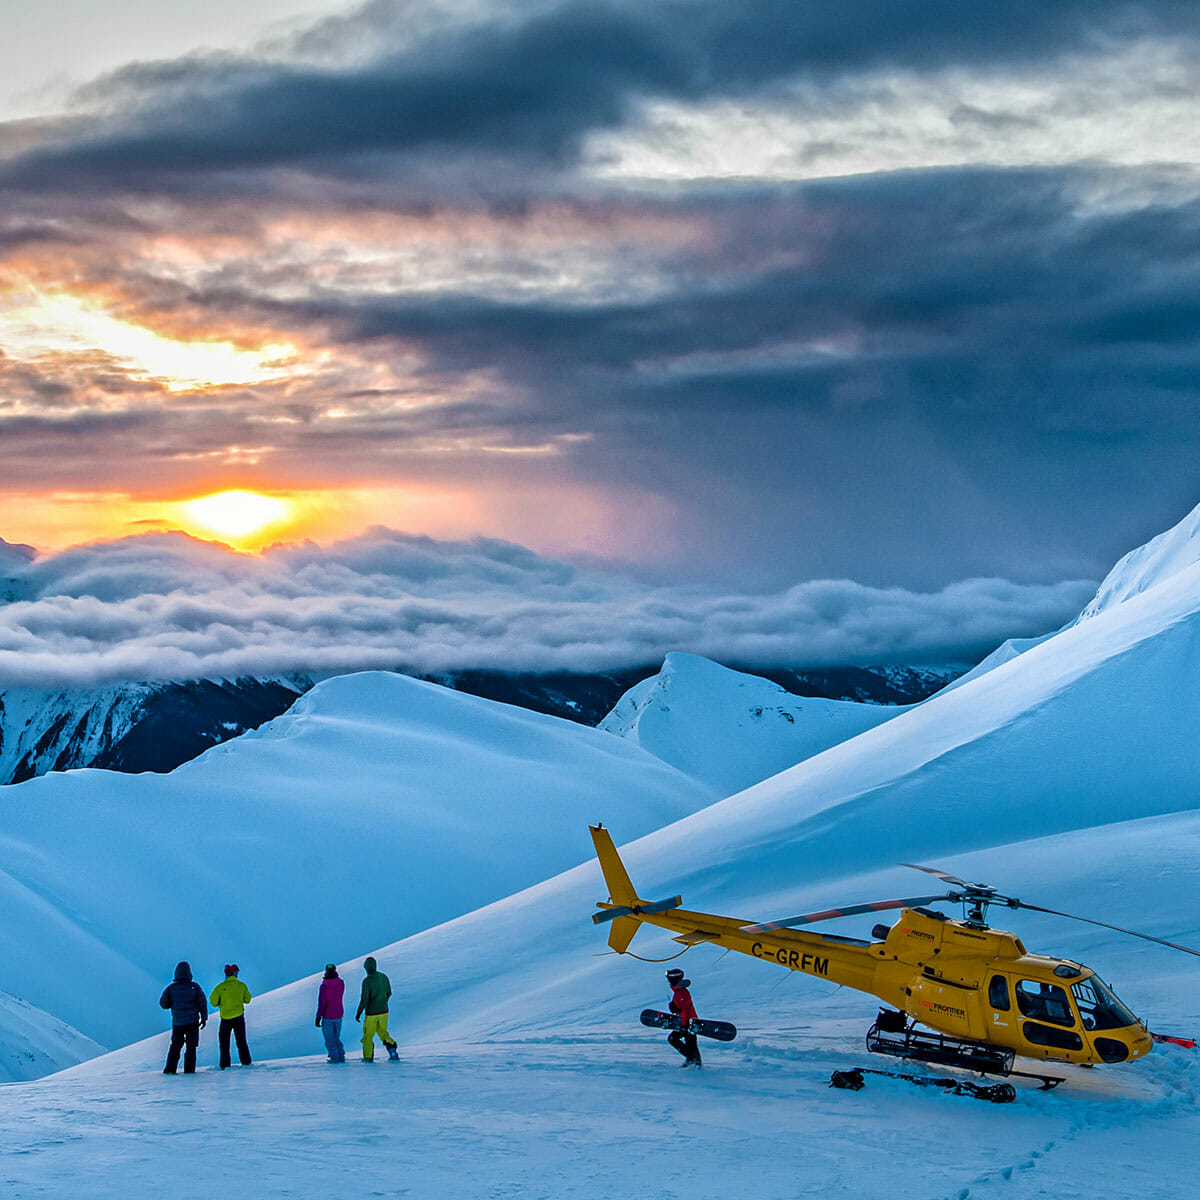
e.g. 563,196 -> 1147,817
987,975 -> 1011,1026
1014,979 -> 1083,1054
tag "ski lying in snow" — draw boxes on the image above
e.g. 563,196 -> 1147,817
640,1009 -> 737,1041
1152,1033 -> 1196,1049
830,1067 -> 1016,1104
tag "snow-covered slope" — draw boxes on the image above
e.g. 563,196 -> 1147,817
41,790 -> 1199,1198
600,652 -> 902,793
0,671 -> 714,1054
0,990 -> 104,1083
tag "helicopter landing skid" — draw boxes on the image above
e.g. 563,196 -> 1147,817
866,1014 -> 1013,1075
866,1013 -> 1066,1089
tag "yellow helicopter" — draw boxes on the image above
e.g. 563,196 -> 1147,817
589,825 -> 1198,1084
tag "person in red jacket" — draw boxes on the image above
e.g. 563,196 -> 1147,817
666,967 -> 701,1068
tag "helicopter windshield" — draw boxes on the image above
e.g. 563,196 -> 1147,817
1072,976 -> 1138,1031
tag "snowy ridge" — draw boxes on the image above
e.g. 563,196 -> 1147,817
1079,501 -> 1200,619
943,499 -> 1200,690
599,652 -> 902,793
935,633 -> 1054,693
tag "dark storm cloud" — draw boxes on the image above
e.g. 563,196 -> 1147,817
277,169 -> 1200,438
271,168 -> 1199,584
0,530 -> 1095,687
1,0 -> 1197,190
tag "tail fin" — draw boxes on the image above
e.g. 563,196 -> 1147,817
590,824 -> 638,907
588,824 -> 681,954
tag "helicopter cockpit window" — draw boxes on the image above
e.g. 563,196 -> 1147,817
1072,977 -> 1137,1032
988,975 -> 1010,1011
1015,980 -> 1075,1027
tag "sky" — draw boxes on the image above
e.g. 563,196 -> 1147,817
1,1 -> 1198,679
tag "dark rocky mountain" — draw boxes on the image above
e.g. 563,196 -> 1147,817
0,677 -> 311,785
0,661 -> 963,785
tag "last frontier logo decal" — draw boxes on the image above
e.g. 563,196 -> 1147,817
918,1000 -> 967,1021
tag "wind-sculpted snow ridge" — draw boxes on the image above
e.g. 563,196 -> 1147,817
940,499 -> 1200,690
0,671 -> 715,1058
1079,500 -> 1200,620
600,652 -> 902,794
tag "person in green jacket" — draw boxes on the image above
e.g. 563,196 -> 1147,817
355,956 -> 399,1062
209,964 -> 253,1069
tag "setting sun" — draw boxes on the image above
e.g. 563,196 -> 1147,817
179,490 -> 293,545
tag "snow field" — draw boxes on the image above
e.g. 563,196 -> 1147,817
5,1034 -> 1196,1200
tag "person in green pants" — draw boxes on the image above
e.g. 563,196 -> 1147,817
355,956 -> 399,1062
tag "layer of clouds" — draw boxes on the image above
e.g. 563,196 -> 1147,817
0,530 -> 1095,688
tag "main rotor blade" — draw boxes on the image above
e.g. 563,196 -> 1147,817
899,862 -> 977,890
741,894 -> 956,934
1013,901 -> 1200,958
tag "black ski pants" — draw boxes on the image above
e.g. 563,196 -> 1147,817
219,1015 -> 252,1068
164,1021 -> 200,1074
668,1029 -> 701,1065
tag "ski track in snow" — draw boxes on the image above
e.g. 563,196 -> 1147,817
3,1036 -> 1195,1199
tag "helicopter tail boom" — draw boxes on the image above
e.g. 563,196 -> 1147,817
589,824 -> 682,953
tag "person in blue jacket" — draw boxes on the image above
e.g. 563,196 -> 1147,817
160,961 -> 207,1074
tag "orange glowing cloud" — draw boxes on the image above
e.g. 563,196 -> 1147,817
0,282 -> 297,393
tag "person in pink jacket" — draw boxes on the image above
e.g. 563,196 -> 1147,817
315,964 -> 346,1063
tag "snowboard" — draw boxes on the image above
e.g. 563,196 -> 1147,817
640,1009 -> 737,1042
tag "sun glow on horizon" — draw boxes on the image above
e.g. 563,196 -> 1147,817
0,479 -> 666,561
176,490 -> 294,546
